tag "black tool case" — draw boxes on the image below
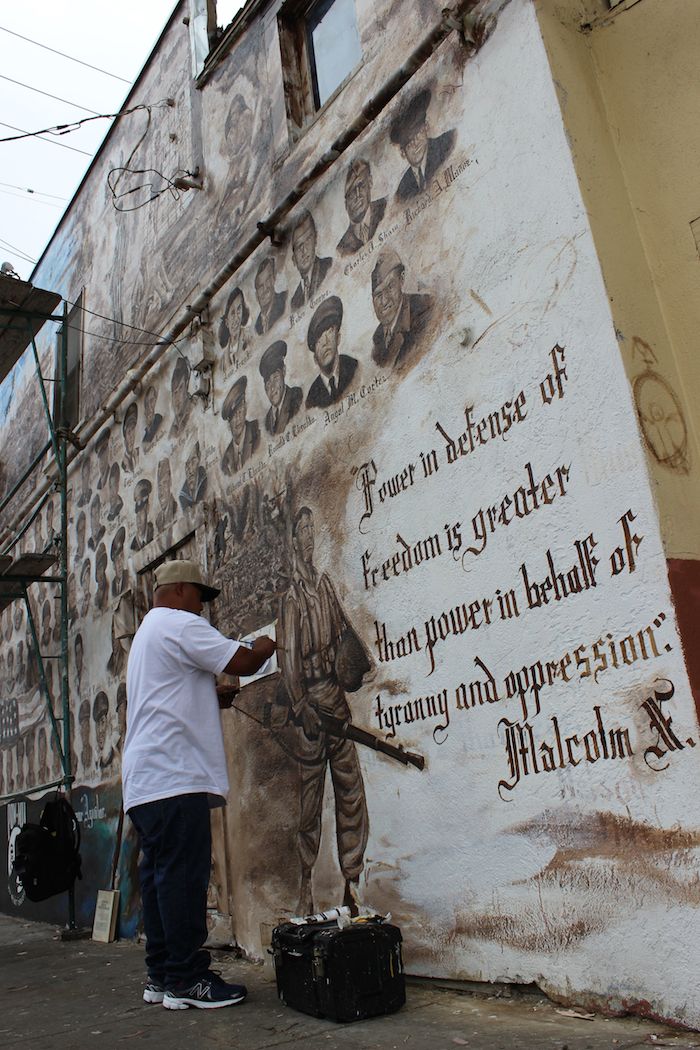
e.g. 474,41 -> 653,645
271,919 -> 405,1022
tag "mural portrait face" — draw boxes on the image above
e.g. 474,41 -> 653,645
90,494 -> 101,540
93,692 -> 109,755
123,405 -> 138,456
314,325 -> 340,376
75,633 -> 84,682
80,559 -> 92,612
145,385 -> 158,428
172,370 -> 189,420
80,456 -> 91,499
373,264 -> 405,328
292,213 -> 317,278
345,162 -> 372,224
13,603 -> 23,632
231,398 -> 248,442
157,459 -> 172,507
185,446 -> 201,494
228,290 -> 245,339
264,366 -> 285,409
108,464 -> 120,506
401,121 -> 429,168
293,508 -> 315,564
76,512 -> 86,559
254,259 -> 276,314
97,440 -> 110,483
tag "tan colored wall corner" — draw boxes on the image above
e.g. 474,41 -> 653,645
534,0 -> 700,562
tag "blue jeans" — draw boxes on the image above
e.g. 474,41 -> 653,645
129,793 -> 212,989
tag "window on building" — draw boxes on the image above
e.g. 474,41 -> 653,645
53,293 -> 83,431
279,0 -> 362,132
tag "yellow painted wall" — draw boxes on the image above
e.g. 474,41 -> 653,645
535,0 -> 700,559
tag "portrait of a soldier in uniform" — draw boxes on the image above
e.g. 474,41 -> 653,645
121,402 -> 140,475
290,210 -> 332,311
218,286 -> 250,372
93,691 -> 114,772
79,698 -> 93,774
79,558 -> 92,619
95,428 -> 111,491
36,726 -> 49,786
94,543 -> 109,613
278,505 -> 375,914
74,632 -> 84,697
260,341 -> 302,436
111,526 -> 128,597
142,384 -> 163,452
131,479 -> 154,552
169,357 -> 192,440
390,87 -> 455,201
107,462 -> 124,521
13,603 -> 24,633
88,492 -> 105,552
76,456 -> 92,508
221,376 -> 260,476
40,598 -> 52,651
305,296 -> 357,410
155,458 -> 178,533
67,572 -> 78,623
179,441 -> 207,512
75,511 -> 86,562
254,256 -> 287,336
370,247 -> 434,370
337,159 -> 387,256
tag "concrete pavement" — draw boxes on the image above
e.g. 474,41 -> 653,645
0,914 -> 698,1050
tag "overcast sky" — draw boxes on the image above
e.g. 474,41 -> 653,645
0,1 -> 244,281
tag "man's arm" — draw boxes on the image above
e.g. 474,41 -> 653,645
223,635 -> 276,677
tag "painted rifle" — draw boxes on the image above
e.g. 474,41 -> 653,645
318,709 -> 425,770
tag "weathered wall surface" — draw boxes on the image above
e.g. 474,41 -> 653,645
1,0 -> 699,1028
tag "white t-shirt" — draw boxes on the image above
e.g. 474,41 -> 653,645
122,607 -> 239,812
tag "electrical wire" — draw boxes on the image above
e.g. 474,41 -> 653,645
0,74 -> 102,117
0,25 -> 131,83
0,122 -> 92,156
0,188 -> 62,208
107,167 -> 181,212
0,181 -> 67,201
0,238 -> 36,264
0,100 -> 172,145
63,297 -> 187,357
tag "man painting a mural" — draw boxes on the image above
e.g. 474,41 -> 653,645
278,505 -> 374,915
122,559 -> 275,1009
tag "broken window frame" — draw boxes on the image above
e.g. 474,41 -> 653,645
278,0 -> 363,136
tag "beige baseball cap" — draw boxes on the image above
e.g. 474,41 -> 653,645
154,559 -> 220,602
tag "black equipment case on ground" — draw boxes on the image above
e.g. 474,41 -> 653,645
271,919 -> 405,1023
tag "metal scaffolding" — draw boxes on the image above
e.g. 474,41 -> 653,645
0,272 -> 77,929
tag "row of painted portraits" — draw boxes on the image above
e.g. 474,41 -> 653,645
0,86 -> 460,795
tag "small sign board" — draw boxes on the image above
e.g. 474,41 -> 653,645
92,889 -> 119,943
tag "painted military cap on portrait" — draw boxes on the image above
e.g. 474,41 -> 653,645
222,375 -> 248,419
259,341 -> 287,380
307,296 -> 343,351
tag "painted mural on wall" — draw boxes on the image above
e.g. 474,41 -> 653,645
1,0 -> 699,1028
